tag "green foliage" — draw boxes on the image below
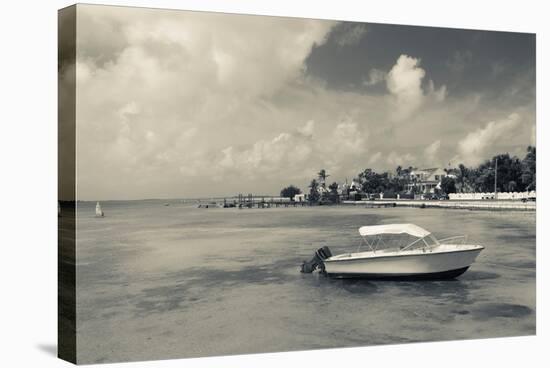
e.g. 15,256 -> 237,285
521,146 -> 536,190
328,182 -> 340,203
440,176 -> 457,194
304,146 -> 535,202
358,169 -> 390,194
308,179 -> 320,203
452,148 -> 536,193
280,185 -> 302,199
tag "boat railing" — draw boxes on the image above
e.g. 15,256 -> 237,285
437,235 -> 467,246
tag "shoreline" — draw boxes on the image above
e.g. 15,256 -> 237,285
341,199 -> 536,211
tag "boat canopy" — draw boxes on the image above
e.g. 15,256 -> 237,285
358,223 -> 431,238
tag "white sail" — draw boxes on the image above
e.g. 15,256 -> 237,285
95,202 -> 104,217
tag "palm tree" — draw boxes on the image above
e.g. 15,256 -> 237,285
396,165 -> 402,177
317,169 -> 329,186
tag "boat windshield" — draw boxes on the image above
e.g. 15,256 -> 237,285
357,224 -> 439,253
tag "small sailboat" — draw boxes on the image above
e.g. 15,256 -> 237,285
95,202 -> 104,217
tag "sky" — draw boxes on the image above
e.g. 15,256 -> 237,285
66,4 -> 536,200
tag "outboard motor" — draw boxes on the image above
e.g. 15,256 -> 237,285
300,246 -> 333,273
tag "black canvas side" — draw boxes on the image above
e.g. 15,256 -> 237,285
58,4 -> 77,364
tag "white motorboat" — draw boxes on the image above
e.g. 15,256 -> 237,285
301,223 -> 483,280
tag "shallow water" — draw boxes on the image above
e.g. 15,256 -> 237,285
75,201 -> 536,364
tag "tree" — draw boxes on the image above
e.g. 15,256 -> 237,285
521,146 -> 536,190
308,179 -> 320,203
358,168 -> 389,194
396,165 -> 403,177
280,185 -> 301,199
328,182 -> 339,204
317,169 -> 329,185
440,176 -> 457,194
470,154 -> 524,193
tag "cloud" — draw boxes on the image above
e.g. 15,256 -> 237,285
75,5 -> 337,198
424,140 -> 441,164
368,151 -> 382,165
457,113 -> 522,166
386,55 -> 426,121
297,120 -> 315,137
211,118 -> 368,182
427,80 -> 447,102
386,151 -> 416,167
334,24 -> 367,46
329,120 -> 368,156
363,68 -> 386,86
71,5 -> 535,199
385,55 -> 446,121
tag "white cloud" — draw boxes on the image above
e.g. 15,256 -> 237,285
424,139 -> 441,164
386,55 -> 426,121
70,6 -> 535,199
297,120 -> 315,137
457,113 -> 522,166
211,118 -> 368,182
363,68 -> 386,86
385,55 -> 446,121
330,120 -> 368,156
368,151 -> 382,165
75,6 -> 337,198
386,151 -> 416,167
427,80 -> 447,102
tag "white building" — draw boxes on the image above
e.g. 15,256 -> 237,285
406,168 -> 451,194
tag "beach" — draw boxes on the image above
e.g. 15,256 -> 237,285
74,201 -> 536,364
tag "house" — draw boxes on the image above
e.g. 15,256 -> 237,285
338,179 -> 362,200
405,168 -> 449,194
294,193 -> 308,202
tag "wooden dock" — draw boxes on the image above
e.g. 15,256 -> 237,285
194,194 -> 309,208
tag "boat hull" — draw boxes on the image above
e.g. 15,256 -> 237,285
324,246 -> 482,280
327,266 -> 470,280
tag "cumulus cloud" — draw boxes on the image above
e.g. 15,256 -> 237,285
211,118 -> 368,181
75,5 -> 337,198
70,5 -> 534,199
297,120 -> 315,137
363,68 -> 386,86
386,55 -> 446,121
457,113 -> 522,166
386,55 -> 426,121
368,151 -> 383,165
424,140 -> 441,164
330,120 -> 368,156
386,151 -> 416,167
215,128 -> 314,178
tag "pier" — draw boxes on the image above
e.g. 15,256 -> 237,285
192,194 -> 309,208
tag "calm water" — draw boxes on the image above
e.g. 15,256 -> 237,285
75,201 -> 536,364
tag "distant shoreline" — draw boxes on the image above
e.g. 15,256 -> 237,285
342,199 -> 536,211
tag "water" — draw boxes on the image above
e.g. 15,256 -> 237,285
75,201 -> 536,364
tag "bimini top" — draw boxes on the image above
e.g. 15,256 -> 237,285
358,223 -> 431,238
